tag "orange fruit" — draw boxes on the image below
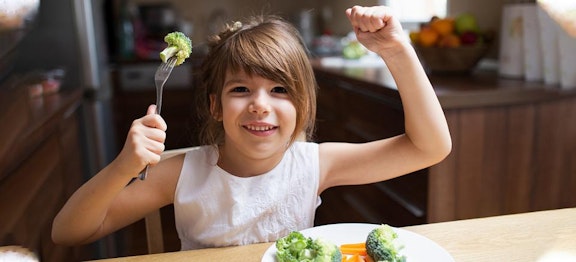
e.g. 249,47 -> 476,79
438,34 -> 461,47
430,18 -> 455,36
409,31 -> 419,44
418,27 -> 439,47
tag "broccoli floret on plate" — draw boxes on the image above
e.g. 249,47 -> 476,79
159,31 -> 192,66
275,231 -> 342,262
366,224 -> 406,262
310,237 -> 342,262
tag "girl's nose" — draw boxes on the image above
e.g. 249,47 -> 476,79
249,90 -> 271,114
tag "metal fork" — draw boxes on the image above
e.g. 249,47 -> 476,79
138,57 -> 177,180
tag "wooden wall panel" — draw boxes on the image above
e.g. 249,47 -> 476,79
427,111 -> 459,222
315,79 -> 347,142
429,96 -> 576,223
455,108 -> 486,219
546,98 -> 576,209
532,101 -> 566,211
480,108 -> 508,217
562,100 -> 576,206
343,90 -> 404,142
502,105 -> 535,214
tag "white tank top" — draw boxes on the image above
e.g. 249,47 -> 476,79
174,142 -> 321,250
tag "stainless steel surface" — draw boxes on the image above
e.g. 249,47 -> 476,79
138,57 -> 176,180
73,0 -> 101,90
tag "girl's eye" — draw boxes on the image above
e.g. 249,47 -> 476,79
231,86 -> 249,93
271,86 -> 288,94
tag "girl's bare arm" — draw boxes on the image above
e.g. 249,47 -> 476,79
52,105 -> 180,245
319,6 -> 452,192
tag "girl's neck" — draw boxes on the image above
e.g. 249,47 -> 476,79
216,144 -> 287,177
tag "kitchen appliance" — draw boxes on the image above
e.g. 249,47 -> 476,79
498,4 -> 525,78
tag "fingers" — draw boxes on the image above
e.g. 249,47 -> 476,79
123,119 -> 166,168
135,110 -> 167,150
346,6 -> 389,33
122,106 -> 168,168
141,113 -> 168,132
134,133 -> 165,163
147,104 -> 157,115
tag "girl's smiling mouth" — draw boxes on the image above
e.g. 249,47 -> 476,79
243,124 -> 278,136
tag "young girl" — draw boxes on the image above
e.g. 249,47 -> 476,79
52,5 -> 451,250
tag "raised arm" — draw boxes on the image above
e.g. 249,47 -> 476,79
52,105 -> 178,245
318,6 -> 452,192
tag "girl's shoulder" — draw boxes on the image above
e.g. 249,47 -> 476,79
289,141 -> 319,154
286,142 -> 320,167
182,145 -> 218,159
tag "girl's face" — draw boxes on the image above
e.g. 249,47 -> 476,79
214,70 -> 297,160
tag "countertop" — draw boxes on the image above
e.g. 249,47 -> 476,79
312,57 -> 576,109
92,207 -> 576,261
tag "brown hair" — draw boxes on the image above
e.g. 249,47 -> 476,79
196,15 -> 317,146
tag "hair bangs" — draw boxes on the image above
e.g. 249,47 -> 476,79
225,29 -> 297,89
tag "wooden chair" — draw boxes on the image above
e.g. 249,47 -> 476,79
144,147 -> 192,254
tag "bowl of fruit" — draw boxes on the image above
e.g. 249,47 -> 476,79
410,13 -> 492,74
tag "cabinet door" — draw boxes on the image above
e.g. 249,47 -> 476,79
314,72 -> 427,227
0,135 -> 61,252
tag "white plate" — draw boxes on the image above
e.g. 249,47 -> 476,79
261,223 -> 454,262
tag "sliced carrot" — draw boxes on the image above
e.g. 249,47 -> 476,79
353,254 -> 367,262
340,242 -> 366,249
340,242 -> 367,255
340,247 -> 367,256
340,242 -> 368,261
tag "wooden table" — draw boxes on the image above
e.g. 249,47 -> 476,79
93,208 -> 576,261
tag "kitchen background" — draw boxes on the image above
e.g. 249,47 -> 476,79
122,0 -> 503,45
113,0 -> 504,59
2,0 -> 574,261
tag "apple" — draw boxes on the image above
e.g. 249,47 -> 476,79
342,41 -> 367,59
455,13 -> 479,34
459,31 -> 479,45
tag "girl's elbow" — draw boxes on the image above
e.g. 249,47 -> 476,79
417,135 -> 452,166
51,219 -> 84,246
51,225 -> 71,246
432,136 -> 452,164
52,229 -> 90,246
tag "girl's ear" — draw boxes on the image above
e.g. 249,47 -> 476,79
209,94 -> 222,121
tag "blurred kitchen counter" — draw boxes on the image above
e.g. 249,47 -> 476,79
311,58 -> 576,225
0,83 -> 89,261
312,57 -> 576,109
0,84 -> 82,178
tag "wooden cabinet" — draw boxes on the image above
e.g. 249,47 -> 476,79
313,64 -> 576,226
428,96 -> 576,222
313,70 -> 428,227
0,88 -> 88,261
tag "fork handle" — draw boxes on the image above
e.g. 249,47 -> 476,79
138,165 -> 150,180
155,85 -> 163,115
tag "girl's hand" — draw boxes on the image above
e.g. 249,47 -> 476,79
345,6 -> 409,59
117,104 -> 167,175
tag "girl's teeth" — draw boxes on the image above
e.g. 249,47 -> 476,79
247,125 -> 273,131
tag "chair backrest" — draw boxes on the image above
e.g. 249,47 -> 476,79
144,147 -> 193,254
